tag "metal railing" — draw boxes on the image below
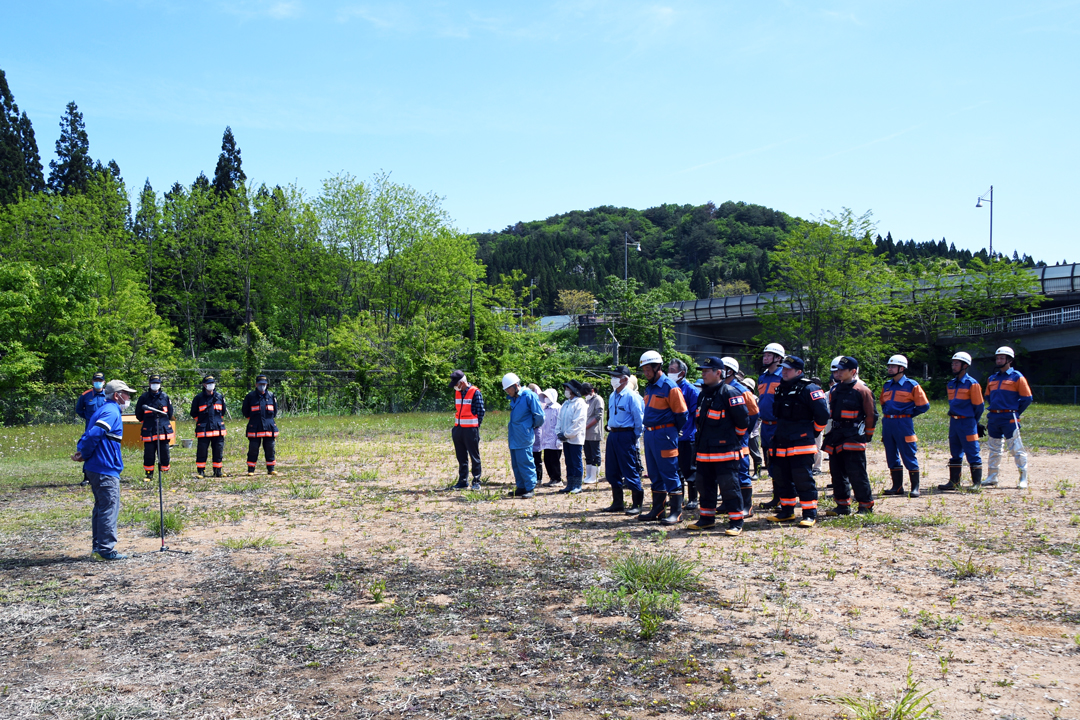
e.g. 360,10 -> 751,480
952,304 -> 1080,337
1030,386 -> 1080,405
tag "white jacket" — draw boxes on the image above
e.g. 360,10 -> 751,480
556,396 -> 587,446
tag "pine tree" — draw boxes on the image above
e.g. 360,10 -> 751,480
212,126 -> 246,195
48,101 -> 93,195
18,112 -> 44,193
0,68 -> 28,204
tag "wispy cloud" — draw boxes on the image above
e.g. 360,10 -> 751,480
218,0 -> 302,20
674,135 -> 808,175
814,123 -> 926,162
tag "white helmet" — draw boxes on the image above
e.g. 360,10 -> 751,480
639,350 -> 663,367
721,356 -> 740,374
995,346 -> 1015,359
501,372 -> 521,390
830,356 -> 844,371
887,354 -> 909,369
763,343 -> 785,357
951,351 -> 972,366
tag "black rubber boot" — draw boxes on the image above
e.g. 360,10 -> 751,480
882,467 -> 905,495
970,464 -> 983,489
741,487 -> 755,518
625,490 -> 645,516
684,474 -> 699,510
638,492 -> 667,522
687,513 -> 716,530
937,463 -> 962,492
196,468 -> 205,477
908,470 -> 920,498
601,485 -> 625,513
661,493 -> 684,526
213,467 -> 223,478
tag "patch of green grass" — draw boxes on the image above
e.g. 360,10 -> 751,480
826,510 -> 950,530
221,478 -> 268,493
910,610 -> 963,638
0,503 -> 86,535
950,553 -> 999,581
461,487 -> 502,502
346,468 -> 379,482
611,551 -> 703,593
828,682 -> 935,720
284,480 -> 323,499
217,535 -> 282,550
145,508 -> 185,537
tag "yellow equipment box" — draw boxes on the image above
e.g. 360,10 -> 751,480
121,415 -> 177,449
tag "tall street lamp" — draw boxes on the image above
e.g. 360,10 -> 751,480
624,231 -> 641,282
976,185 -> 993,257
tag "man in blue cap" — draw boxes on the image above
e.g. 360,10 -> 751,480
766,356 -> 830,528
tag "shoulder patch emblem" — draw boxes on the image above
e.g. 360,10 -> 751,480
729,395 -> 745,406
810,389 -> 825,401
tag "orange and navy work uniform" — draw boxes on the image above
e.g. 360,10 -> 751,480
824,380 -> 878,511
879,376 -> 929,471
693,381 -> 750,527
770,376 -> 830,519
243,389 -> 279,472
755,367 -> 782,448
985,368 -> 1032,440
947,373 -> 983,466
190,390 -> 227,471
135,389 -> 175,473
642,373 -> 689,494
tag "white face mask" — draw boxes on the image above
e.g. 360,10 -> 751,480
93,381 -> 104,390
205,384 -> 216,392
666,372 -> 682,384
119,396 -> 131,410
150,383 -> 161,392
256,384 -> 268,392
611,377 -> 622,391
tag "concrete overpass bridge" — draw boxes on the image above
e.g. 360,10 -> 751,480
663,263 -> 1080,382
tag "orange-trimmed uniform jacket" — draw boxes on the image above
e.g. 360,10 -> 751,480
242,389 -> 279,438
694,382 -> 750,462
947,374 -> 984,420
190,390 -> 227,438
642,373 -> 689,431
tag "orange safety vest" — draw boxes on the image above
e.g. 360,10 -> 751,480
455,386 -> 479,427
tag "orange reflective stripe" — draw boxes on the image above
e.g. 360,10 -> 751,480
660,448 -> 679,458
904,435 -> 917,443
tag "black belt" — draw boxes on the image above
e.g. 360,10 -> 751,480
607,427 -> 634,433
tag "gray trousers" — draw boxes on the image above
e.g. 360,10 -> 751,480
87,471 -> 120,553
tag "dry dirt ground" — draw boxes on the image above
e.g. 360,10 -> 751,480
1,420 -> 1078,720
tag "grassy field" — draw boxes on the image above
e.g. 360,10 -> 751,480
0,406 -> 1077,719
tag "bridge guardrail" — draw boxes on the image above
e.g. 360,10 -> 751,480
953,304 -> 1080,337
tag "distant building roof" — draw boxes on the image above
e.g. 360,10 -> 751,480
539,315 -> 574,331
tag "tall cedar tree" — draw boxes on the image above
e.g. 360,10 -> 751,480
18,112 -> 45,193
0,69 -> 28,204
48,101 -> 93,196
213,126 -> 246,195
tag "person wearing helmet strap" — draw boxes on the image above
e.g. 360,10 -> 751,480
502,373 -> 545,498
766,356 -> 830,528
879,355 -> 930,497
555,379 -> 589,493
939,352 -> 984,491
637,350 -> 689,525
449,370 -> 485,491
667,358 -> 700,510
756,343 -> 785,510
721,357 -> 760,518
984,346 -> 1033,489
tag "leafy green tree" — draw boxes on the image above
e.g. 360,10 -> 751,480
212,126 -> 246,196
48,102 -> 93,196
0,69 -> 27,205
956,255 -> 1045,322
17,111 -> 44,194
758,209 -> 892,379
599,276 -> 683,365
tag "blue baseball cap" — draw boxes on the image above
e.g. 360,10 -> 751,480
780,355 -> 805,371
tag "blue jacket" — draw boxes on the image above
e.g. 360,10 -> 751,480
676,378 -> 699,442
75,388 -> 107,430
507,387 -> 545,450
77,400 -> 125,476
643,374 -> 689,430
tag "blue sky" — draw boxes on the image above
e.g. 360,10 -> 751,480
3,1 -> 1078,262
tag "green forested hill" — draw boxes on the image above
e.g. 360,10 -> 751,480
473,201 -> 788,314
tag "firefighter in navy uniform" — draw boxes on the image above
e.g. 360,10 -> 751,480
190,375 -> 228,477
687,357 -> 751,536
243,374 -> 280,476
135,374 -> 175,482
766,356 -> 830,528
822,357 -> 879,516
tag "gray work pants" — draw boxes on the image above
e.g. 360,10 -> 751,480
87,471 -> 120,553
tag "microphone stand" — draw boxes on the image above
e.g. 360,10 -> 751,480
143,405 -> 190,555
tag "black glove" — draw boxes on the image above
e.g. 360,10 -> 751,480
858,434 -> 872,444
977,424 -> 986,438
557,432 -> 567,442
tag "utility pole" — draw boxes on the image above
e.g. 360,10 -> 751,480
607,327 -> 619,366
